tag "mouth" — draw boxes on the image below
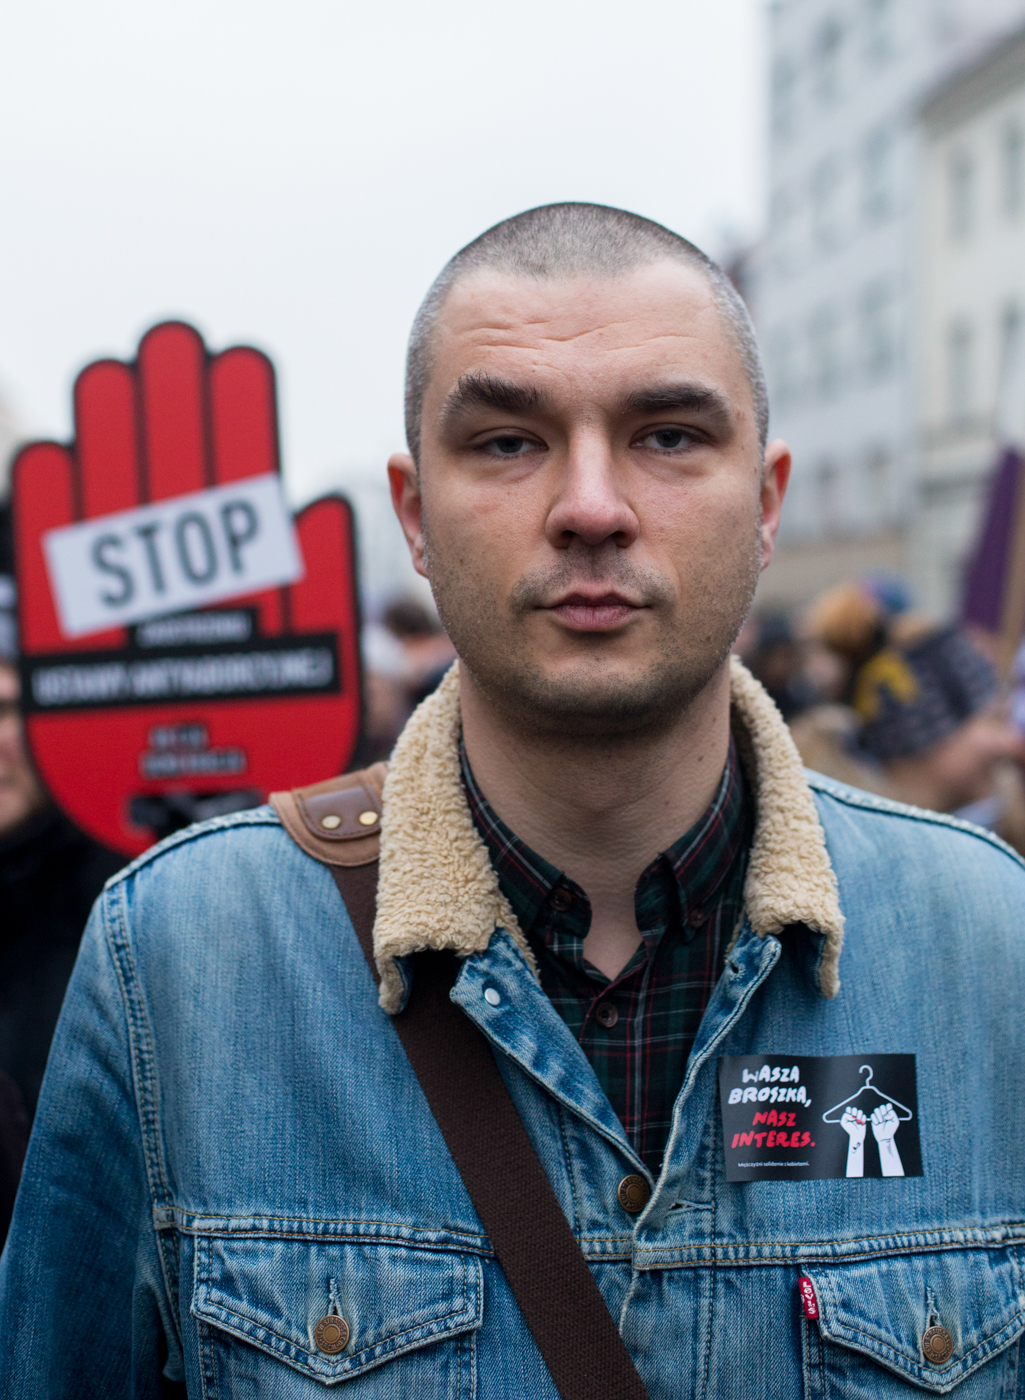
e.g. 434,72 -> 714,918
546,591 -> 646,633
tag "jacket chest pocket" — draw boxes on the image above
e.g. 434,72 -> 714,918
190,1234 -> 483,1396
801,1248 -> 1025,1397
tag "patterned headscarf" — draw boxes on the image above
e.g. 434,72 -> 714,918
855,627 -> 997,762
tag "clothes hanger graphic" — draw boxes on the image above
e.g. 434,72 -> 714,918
821,1065 -> 913,1124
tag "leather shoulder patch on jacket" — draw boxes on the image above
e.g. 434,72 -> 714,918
270,762 -> 387,867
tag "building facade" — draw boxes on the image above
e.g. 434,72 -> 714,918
914,25 -> 1025,615
756,0 -> 1025,612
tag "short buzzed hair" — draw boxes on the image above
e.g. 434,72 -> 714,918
404,202 -> 768,464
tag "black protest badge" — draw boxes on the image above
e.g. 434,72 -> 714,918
719,1054 -> 921,1182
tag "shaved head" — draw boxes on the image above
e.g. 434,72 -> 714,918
404,202 -> 768,465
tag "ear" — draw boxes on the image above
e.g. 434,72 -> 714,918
388,453 -> 428,577
759,440 -> 791,572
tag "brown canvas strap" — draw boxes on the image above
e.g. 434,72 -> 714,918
270,769 -> 648,1399
328,859 -> 649,1400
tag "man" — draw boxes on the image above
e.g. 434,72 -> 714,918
2,204 -> 1024,1396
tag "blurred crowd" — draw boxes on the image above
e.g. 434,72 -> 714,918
738,575 -> 1025,852
361,575 -> 1025,858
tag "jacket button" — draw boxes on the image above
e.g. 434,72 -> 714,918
922,1325 -> 954,1365
617,1174 -> 651,1213
595,1002 -> 619,1028
314,1314 -> 350,1354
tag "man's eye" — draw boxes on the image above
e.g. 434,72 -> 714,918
638,427 -> 697,452
482,435 -> 535,457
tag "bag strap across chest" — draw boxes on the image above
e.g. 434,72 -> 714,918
271,769 -> 649,1400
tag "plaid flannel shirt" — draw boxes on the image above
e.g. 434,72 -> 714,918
461,738 -> 752,1176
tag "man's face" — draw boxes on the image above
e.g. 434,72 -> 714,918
390,260 -> 790,736
0,663 -> 46,834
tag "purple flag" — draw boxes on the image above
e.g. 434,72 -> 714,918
962,446 -> 1023,634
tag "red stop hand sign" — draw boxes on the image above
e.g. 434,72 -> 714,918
13,321 -> 362,856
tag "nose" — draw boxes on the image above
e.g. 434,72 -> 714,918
544,436 -> 640,550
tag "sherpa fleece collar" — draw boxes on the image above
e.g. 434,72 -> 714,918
373,658 -> 844,1014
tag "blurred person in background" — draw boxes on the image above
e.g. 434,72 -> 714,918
0,515 -> 124,1244
359,594 -> 456,761
855,623 -> 1025,842
802,576 -> 910,704
740,612 -> 814,721
791,575 -> 1025,846
382,596 -> 457,708
791,578 -> 923,798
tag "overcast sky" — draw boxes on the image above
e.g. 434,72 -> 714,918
0,0 -> 766,508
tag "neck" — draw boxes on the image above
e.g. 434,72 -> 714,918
459,664 -> 733,977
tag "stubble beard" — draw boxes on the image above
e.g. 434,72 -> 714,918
423,522 -> 762,744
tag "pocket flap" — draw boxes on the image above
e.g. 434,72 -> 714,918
805,1248 -> 1025,1392
192,1235 -> 483,1383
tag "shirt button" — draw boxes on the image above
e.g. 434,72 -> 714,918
617,1174 -> 651,1214
550,888 -> 574,912
922,1326 -> 954,1365
687,907 -> 708,928
595,1002 -> 619,1028
314,1314 -> 350,1354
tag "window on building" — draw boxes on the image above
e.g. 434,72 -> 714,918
1001,302 -> 1022,368
810,306 -> 842,400
998,304 -> 1023,413
770,184 -> 795,235
814,18 -> 844,105
862,125 -> 894,221
769,328 -> 798,410
811,156 -> 841,251
859,281 -> 895,380
933,0 -> 958,43
948,150 -> 974,240
948,319 -> 974,420
815,459 -> 842,535
772,58 -> 798,143
864,0 -> 895,65
1001,122 -> 1024,218
770,185 -> 797,279
865,445 -> 891,519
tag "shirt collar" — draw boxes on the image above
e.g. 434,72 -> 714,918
459,736 -> 751,943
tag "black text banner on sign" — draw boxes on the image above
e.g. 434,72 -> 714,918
718,1055 -> 921,1181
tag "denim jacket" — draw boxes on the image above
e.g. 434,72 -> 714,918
2,659 -> 1025,1398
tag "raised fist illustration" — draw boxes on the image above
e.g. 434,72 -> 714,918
870,1102 -> 905,1177
14,322 -> 362,855
840,1106 -> 867,1178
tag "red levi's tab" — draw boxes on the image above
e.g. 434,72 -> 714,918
798,1276 -> 819,1320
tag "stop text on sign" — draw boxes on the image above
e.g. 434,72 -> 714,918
43,474 -> 304,639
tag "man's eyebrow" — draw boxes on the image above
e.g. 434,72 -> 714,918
620,383 -> 734,432
439,372 -> 549,427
